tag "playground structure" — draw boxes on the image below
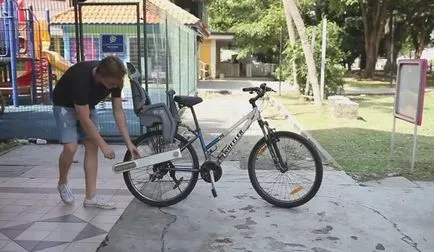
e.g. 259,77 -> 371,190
0,0 -> 71,111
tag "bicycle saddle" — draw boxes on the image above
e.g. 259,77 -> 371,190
174,96 -> 203,107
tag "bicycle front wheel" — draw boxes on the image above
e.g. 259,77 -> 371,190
248,131 -> 323,208
123,131 -> 199,207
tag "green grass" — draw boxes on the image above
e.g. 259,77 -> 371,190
276,91 -> 434,181
344,77 -> 392,89
344,74 -> 434,89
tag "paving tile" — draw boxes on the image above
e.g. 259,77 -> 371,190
0,193 -> 18,199
0,239 -> 11,249
72,223 -> 106,242
21,206 -> 54,215
0,229 -> 23,240
51,223 -> 87,233
32,199 -> 61,207
33,241 -> 69,251
1,240 -> 27,252
72,208 -> 100,222
0,205 -> 29,213
42,207 -> 78,219
0,221 -> 31,229
88,222 -> 113,232
63,241 -> 100,252
0,212 -> 20,221
15,230 -> 51,241
43,230 -> 80,242
0,232 -> 9,240
34,243 -> 69,252
26,222 -> 60,232
41,214 -> 86,223
73,234 -> 106,244
90,215 -> 120,225
13,240 -> 40,251
14,199 -> 41,206
17,213 -> 48,221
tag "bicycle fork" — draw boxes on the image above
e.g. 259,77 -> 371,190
260,121 -> 286,171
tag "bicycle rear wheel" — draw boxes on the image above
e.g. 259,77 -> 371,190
248,131 -> 323,208
123,131 -> 199,207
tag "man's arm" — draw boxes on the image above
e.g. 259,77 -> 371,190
112,97 -> 134,146
74,104 -> 106,145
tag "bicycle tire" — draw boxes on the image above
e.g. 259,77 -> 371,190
248,131 -> 323,208
123,130 -> 199,207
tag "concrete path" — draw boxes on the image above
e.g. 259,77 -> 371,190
0,80 -> 433,252
97,82 -> 434,252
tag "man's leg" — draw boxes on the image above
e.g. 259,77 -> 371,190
58,143 -> 78,185
53,105 -> 79,204
81,109 -> 116,209
83,139 -> 98,199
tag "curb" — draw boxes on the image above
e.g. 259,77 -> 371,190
0,143 -> 23,157
269,96 -> 343,169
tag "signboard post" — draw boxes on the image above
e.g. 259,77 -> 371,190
390,59 -> 428,171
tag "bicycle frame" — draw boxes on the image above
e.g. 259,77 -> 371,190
181,106 -> 266,165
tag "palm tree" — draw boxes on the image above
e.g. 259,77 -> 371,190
283,0 -> 322,105
282,1 -> 298,88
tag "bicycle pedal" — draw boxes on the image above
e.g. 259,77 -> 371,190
211,188 -> 217,198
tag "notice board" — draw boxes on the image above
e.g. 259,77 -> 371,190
394,59 -> 428,126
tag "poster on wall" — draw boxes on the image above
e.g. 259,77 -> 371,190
394,59 -> 428,126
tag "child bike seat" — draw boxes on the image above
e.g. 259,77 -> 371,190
127,62 -> 179,143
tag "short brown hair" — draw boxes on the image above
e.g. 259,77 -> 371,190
96,56 -> 127,79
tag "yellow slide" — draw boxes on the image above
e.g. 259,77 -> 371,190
42,50 -> 72,73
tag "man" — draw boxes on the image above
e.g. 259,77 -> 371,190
52,56 -> 139,209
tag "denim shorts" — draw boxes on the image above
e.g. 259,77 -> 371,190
53,105 -> 100,143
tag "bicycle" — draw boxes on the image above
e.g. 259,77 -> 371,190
115,63 -> 323,208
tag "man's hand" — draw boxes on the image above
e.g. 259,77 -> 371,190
101,143 -> 115,159
127,143 -> 140,159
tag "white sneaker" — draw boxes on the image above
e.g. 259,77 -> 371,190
83,195 -> 116,210
57,184 -> 75,205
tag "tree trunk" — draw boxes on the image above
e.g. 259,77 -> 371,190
284,0 -> 321,105
384,22 -> 405,74
360,0 -> 389,79
415,27 -> 426,59
283,1 -> 298,87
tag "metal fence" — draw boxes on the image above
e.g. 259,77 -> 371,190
0,0 -> 199,141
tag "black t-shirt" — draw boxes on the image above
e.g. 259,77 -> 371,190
52,61 -> 122,108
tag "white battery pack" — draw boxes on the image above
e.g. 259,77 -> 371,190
112,148 -> 182,174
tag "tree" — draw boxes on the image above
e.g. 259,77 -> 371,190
359,0 -> 390,78
283,0 -> 322,104
407,0 -> 434,58
282,0 -> 298,86
207,0 -> 286,63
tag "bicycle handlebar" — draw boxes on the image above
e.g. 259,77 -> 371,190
242,83 -> 275,107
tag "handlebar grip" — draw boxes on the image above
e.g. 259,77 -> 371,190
242,87 -> 259,92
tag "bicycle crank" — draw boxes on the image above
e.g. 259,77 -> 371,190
200,161 -> 222,183
200,161 -> 222,198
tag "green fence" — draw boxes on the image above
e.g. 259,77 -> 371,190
0,0 -> 199,141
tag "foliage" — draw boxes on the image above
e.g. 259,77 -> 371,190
207,0 -> 286,62
280,21 -> 346,97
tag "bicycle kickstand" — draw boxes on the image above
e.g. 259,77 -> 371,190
209,170 -> 218,197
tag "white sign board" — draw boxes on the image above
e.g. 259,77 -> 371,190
394,59 -> 428,125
